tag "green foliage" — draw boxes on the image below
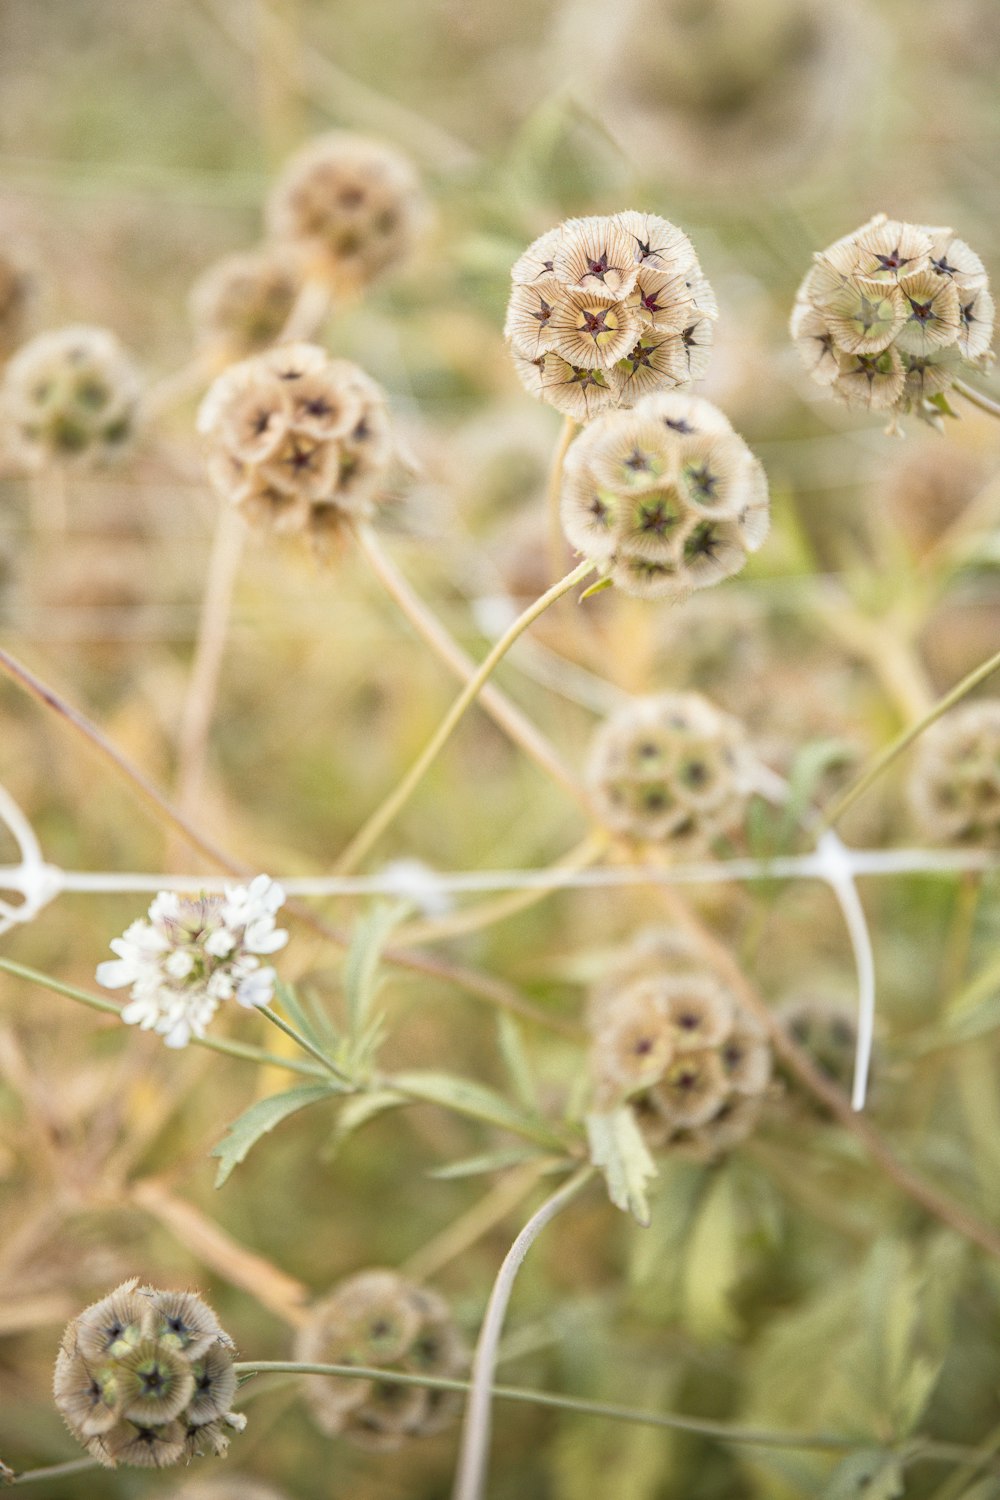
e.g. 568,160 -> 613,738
586,1107 -> 658,1227
211,1085 -> 337,1187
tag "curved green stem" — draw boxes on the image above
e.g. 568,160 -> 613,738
954,378 -> 1000,421
822,644 -> 1000,831
334,559 -> 595,874
0,957 -> 330,1079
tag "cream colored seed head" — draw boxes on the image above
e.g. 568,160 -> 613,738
1,325 -> 140,470
506,212 -> 715,420
589,931 -> 771,1156
588,691 -> 756,854
908,701 -> 1000,846
777,994 -> 865,1099
53,1281 -> 243,1470
266,132 -> 426,293
198,342 -> 392,551
560,390 -> 769,600
190,244 -> 305,360
791,214 -> 994,428
295,1269 -> 467,1451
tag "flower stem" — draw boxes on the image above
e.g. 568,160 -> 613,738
0,957 -> 330,1078
8,1457 -> 102,1486
822,643 -> 1000,831
334,559 -> 595,874
954,378 -> 1000,421
547,414 -> 576,582
452,1166 -> 594,1500
255,1004 -> 352,1083
173,504 -> 245,835
352,522 -> 590,811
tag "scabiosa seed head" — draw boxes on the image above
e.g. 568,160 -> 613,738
294,1270 -> 467,1451
54,1283 -> 242,1470
559,390 -> 769,598
1,325 -> 140,469
96,875 -> 288,1048
266,133 -> 426,293
792,215 -> 995,429
198,343 -> 392,551
777,994 -> 868,1101
190,245 -> 306,361
589,930 -> 771,1157
588,691 -> 758,855
506,213 -> 716,420
908,701 -> 1000,846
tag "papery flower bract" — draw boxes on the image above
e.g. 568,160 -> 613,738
791,214 -> 995,429
506,212 -> 716,419
97,876 -> 288,1048
54,1283 -> 243,1470
559,390 -> 769,599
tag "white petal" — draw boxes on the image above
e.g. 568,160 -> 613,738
96,959 -> 135,989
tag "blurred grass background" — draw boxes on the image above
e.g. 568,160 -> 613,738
2,1 -> 1000,1496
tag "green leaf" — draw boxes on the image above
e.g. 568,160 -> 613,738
682,1166 -> 743,1341
210,1085 -> 334,1187
585,1107 -> 657,1227
821,1451 -> 904,1499
497,1014 -> 538,1113
392,1070 -> 568,1149
342,901 -> 407,1041
579,574 -> 613,602
428,1147 -> 548,1179
273,979 -> 331,1053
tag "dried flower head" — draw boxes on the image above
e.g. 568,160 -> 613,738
1,325 -> 140,469
295,1270 -> 467,1451
0,248 -> 32,362
96,875 -> 288,1048
791,214 -> 994,428
588,691 -> 758,854
908,701 -> 1000,845
190,245 -> 305,360
777,994 -> 866,1100
266,133 -> 426,292
54,1281 -> 244,1470
506,212 -> 715,420
589,929 -> 771,1156
560,390 -> 769,598
198,342 -> 392,549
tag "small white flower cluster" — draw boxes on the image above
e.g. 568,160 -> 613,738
96,876 -> 288,1049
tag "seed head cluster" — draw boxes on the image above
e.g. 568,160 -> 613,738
96,875 -> 288,1049
54,1281 -> 244,1470
506,212 -> 717,421
588,692 -> 757,855
198,342 -> 392,547
908,701 -> 1000,846
266,133 -> 426,293
295,1270 -> 467,1451
777,995 -> 864,1100
1,325 -> 140,469
791,214 -> 994,425
190,246 -> 305,361
590,930 -> 772,1157
560,391 -> 769,598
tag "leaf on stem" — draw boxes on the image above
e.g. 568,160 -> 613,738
211,1084 -> 335,1187
585,1107 -> 657,1227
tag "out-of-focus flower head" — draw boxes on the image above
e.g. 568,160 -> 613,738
198,342 -> 393,551
190,245 -> 306,362
1,325 -> 140,469
908,701 -> 1000,845
54,1281 -> 244,1469
791,214 -> 994,430
559,390 -> 769,598
505,212 -> 716,422
776,994 -> 869,1102
266,133 -> 427,294
589,928 -> 772,1158
588,691 -> 758,855
295,1270 -> 467,1450
96,875 -> 288,1049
